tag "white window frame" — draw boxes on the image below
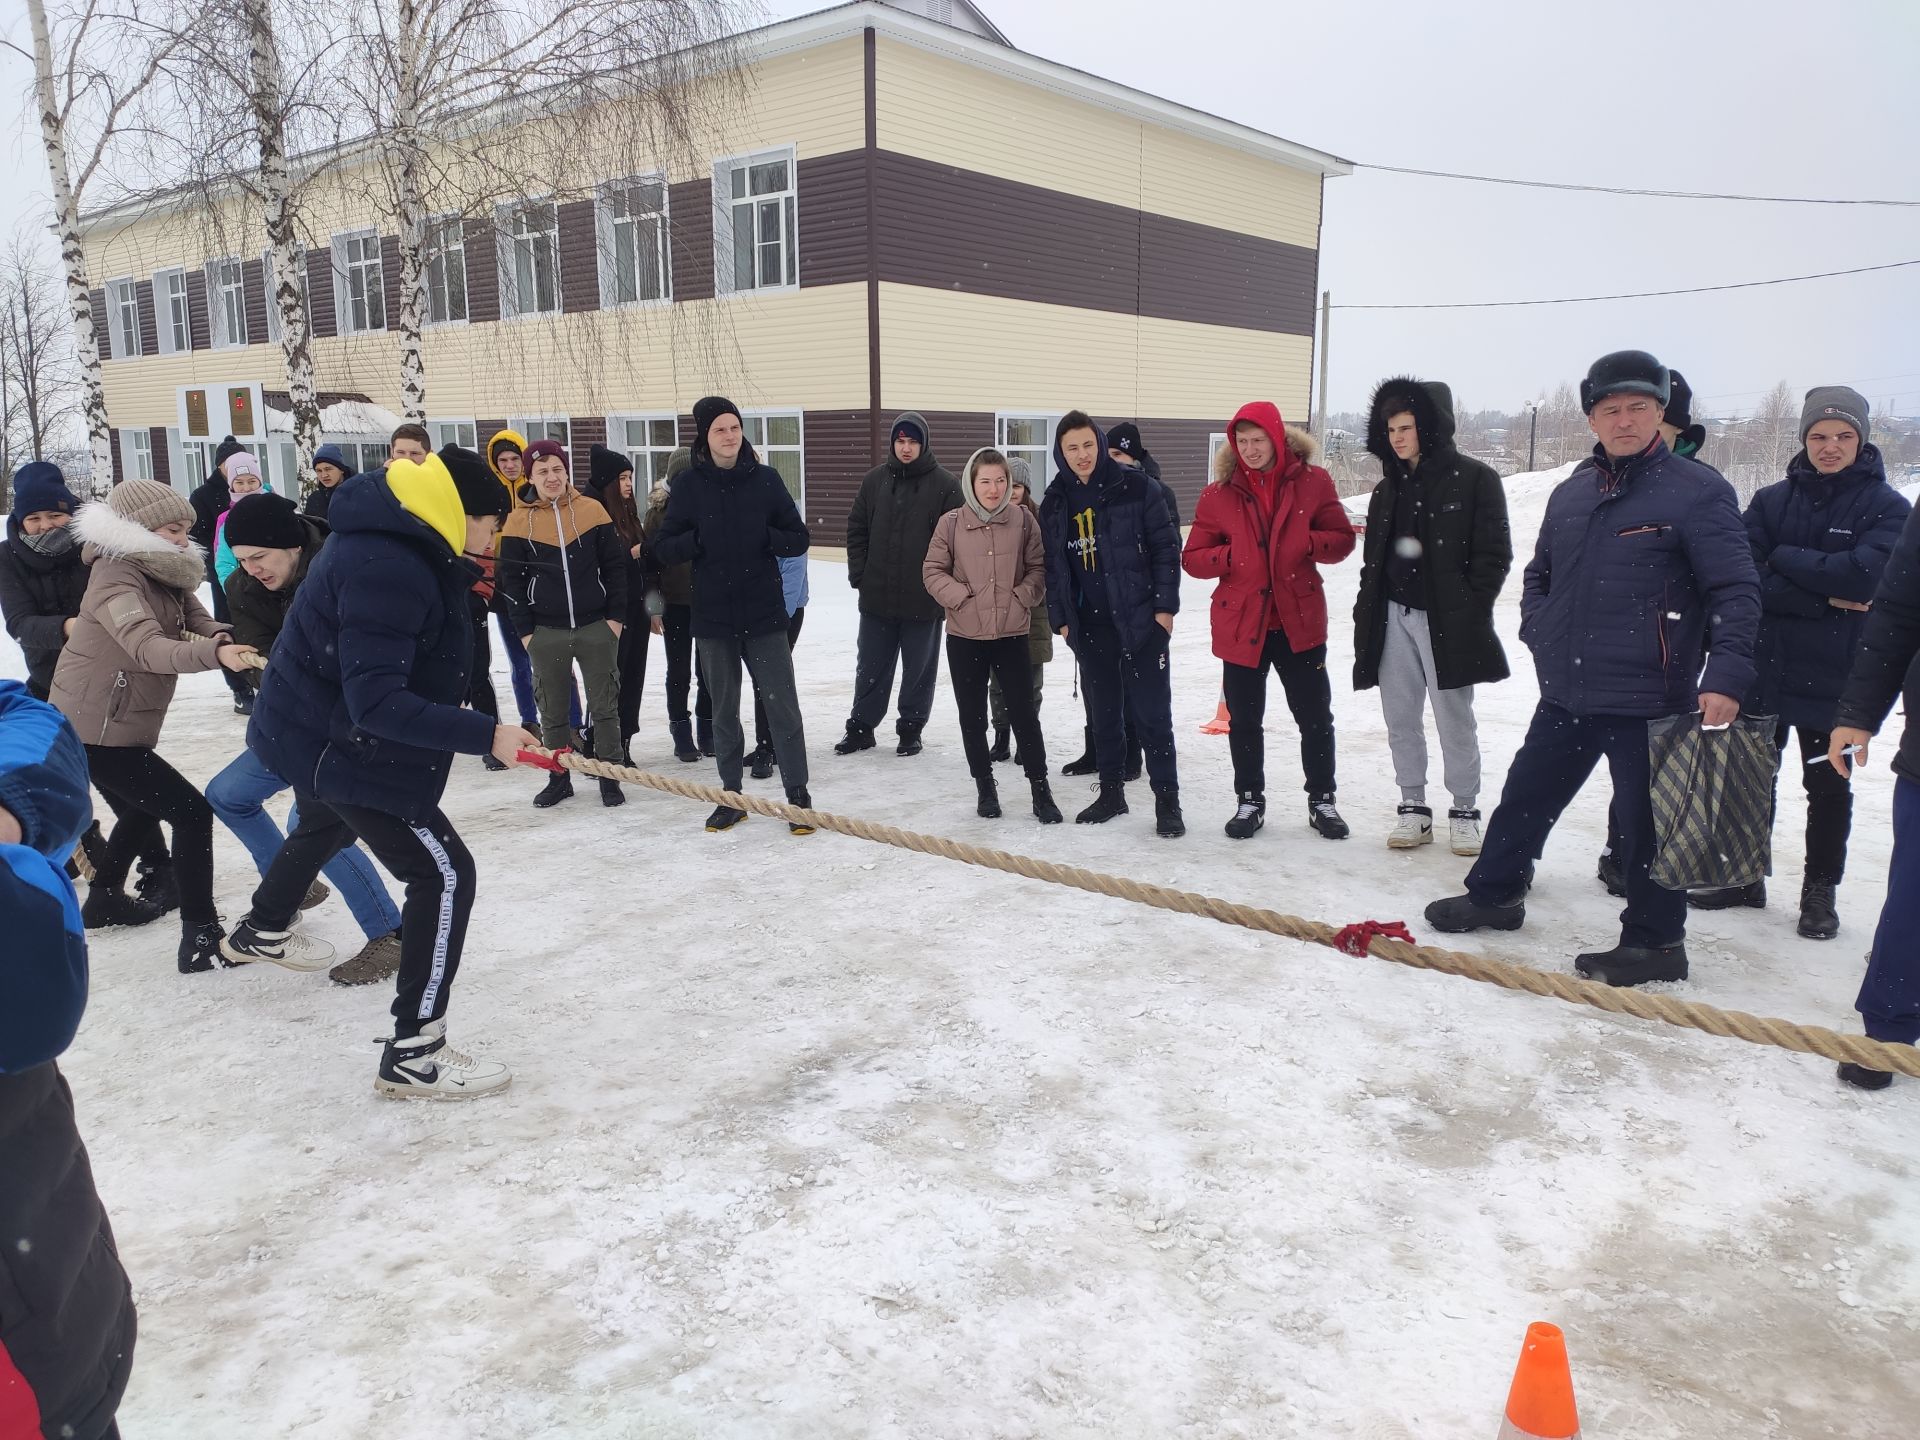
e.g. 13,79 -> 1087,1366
423,215 -> 468,327
741,409 -> 804,511
170,430 -> 215,493
508,415 -> 571,448
496,199 -> 560,319
714,146 -> 798,297
596,175 -> 671,308
106,277 -> 140,358
332,228 -> 386,335
155,269 -> 189,355
206,256 -> 247,349
431,419 -> 478,451
606,412 -> 682,487
996,411 -> 1065,489
1208,431 -> 1230,473
120,428 -> 154,482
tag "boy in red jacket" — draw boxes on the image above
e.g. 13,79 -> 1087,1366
1182,402 -> 1356,840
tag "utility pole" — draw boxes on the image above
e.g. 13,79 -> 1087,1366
1315,290 -> 1331,442
1527,401 -> 1539,472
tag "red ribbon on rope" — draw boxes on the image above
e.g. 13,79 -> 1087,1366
515,747 -> 572,772
1333,919 -> 1416,957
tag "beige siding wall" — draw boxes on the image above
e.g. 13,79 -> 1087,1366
100,284 -> 872,426
876,284 -> 1311,424
872,37 -> 1321,248
82,37 -> 866,286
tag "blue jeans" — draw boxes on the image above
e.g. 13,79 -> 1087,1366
494,611 -> 579,730
206,749 -> 402,940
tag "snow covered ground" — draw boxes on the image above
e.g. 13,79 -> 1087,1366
10,466 -> 1918,1437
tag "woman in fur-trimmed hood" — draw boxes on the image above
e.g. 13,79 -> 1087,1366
49,479 -> 257,971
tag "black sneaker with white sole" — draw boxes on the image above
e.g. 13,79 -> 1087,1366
1307,792 -> 1349,840
220,917 -> 339,971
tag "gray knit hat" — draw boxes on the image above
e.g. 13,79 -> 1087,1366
1009,456 -> 1032,490
107,477 -> 194,531
1800,386 -> 1869,443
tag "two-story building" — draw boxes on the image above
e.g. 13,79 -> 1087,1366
79,0 -> 1347,537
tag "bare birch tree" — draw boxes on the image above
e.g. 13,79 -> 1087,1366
14,0 -> 184,486
0,236 -> 83,486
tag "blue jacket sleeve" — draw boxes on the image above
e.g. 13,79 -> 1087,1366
335,567 -> 496,756
1768,491 -> 1912,606
1746,489 -> 1827,619
1836,506 -> 1920,734
0,682 -> 91,1073
1687,478 -> 1763,703
1142,485 -> 1181,616
1519,515 -> 1553,643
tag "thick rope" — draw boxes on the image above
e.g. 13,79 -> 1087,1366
534,749 -> 1920,1079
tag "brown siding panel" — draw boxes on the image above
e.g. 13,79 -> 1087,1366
149,426 -> 172,488
1090,416 -> 1222,523
568,414 -> 606,477
800,408 -> 869,533
305,250 -> 336,339
868,150 -> 1317,336
90,289 -> 111,360
911,410 -> 997,470
241,258 -> 269,346
464,219 -> 499,324
558,200 -> 599,314
796,150 -> 868,289
110,429 -> 126,485
135,279 -> 159,357
185,270 -> 210,350
667,180 -> 713,303
380,235 -> 403,327
479,419 -> 510,451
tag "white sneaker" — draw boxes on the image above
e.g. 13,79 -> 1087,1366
1449,808 -> 1483,856
1387,805 -> 1433,848
375,1019 -> 512,1100
220,917 -> 337,971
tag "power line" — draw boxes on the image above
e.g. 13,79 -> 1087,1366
1351,162 -> 1920,207
1332,258 -> 1920,311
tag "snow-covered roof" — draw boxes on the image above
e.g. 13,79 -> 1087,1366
263,398 -> 403,437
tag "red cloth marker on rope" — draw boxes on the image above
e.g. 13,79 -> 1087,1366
516,747 -> 571,772
1333,919 -> 1416,956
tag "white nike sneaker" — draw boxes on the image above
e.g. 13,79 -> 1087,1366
1387,804 -> 1433,848
1449,808 -> 1484,856
375,1019 -> 512,1100
220,917 -> 337,971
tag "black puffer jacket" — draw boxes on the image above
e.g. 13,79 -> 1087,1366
1835,502 -> 1920,785
846,412 -> 962,623
1353,377 -> 1513,691
0,531 -> 88,700
652,440 -> 810,641
222,517 -> 329,654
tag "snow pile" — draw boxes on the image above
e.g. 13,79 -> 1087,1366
5,485 -> 1917,1436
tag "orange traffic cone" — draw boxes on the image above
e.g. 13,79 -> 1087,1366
1199,692 -> 1231,735
1498,1322 -> 1580,1438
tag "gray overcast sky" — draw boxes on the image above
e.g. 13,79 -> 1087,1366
5,0 -> 1916,419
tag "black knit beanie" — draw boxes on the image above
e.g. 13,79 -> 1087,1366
441,444 -> 510,518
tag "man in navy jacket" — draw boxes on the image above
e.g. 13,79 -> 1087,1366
229,447 -> 537,1098
1426,350 -> 1761,987
1040,411 -> 1183,835
0,681 -> 137,1440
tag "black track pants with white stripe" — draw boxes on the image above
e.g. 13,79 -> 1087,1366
251,798 -> 476,1037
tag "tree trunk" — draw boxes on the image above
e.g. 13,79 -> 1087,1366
393,0 -> 427,422
28,0 -> 112,488
245,0 -> 320,494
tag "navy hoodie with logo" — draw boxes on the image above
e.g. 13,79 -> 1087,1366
1039,423 -> 1180,654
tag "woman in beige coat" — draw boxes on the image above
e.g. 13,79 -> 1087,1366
51,479 -> 257,972
923,448 -> 1061,824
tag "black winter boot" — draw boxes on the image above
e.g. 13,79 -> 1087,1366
672,719 -> 699,763
481,753 -> 509,771
1424,892 -> 1526,933
1030,778 -> 1063,824
1061,727 -> 1098,777
976,775 -> 1001,818
896,720 -> 925,757
705,804 -> 747,832
1596,850 -> 1627,899
599,778 -> 626,808
1797,881 -> 1840,940
82,886 -> 165,931
1574,943 -> 1689,987
748,744 -> 776,780
988,725 -> 1011,763
834,720 -> 876,756
1224,792 -> 1266,839
134,859 -> 180,914
177,920 -> 227,974
1075,781 -> 1129,825
533,772 -> 574,808
1153,785 -> 1185,838
1837,1062 -> 1894,1091
1307,792 -> 1349,840
1688,879 -> 1766,910
786,786 -> 816,835
696,716 -> 715,757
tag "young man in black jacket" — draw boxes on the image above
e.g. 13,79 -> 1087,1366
653,397 -> 814,833
839,412 -> 962,757
1352,378 -> 1512,856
